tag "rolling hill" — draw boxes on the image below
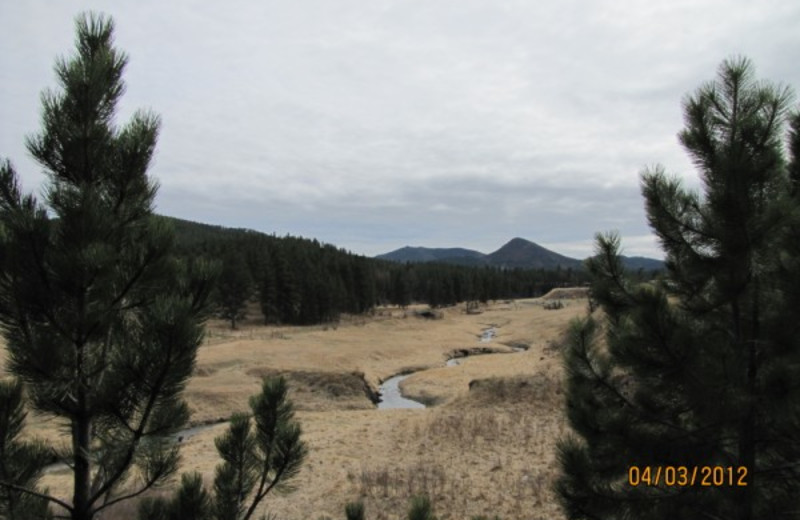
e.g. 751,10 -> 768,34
377,237 -> 664,271
374,246 -> 486,264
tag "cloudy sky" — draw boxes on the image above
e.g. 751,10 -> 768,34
2,1 -> 799,259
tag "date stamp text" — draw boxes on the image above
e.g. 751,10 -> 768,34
628,466 -> 748,487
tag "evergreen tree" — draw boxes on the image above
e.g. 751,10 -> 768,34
789,112 -> 800,195
213,377 -> 306,520
217,252 -> 254,329
0,381 -> 53,520
259,249 -> 280,325
350,259 -> 375,314
0,13 -> 215,520
136,473 -> 211,520
273,247 -> 300,324
557,57 -> 800,519
138,377 -> 307,520
390,266 -> 413,308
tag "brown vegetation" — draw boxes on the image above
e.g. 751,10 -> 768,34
2,295 -> 586,519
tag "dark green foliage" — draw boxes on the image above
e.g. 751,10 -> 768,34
389,266 -> 414,308
339,497 -> 451,520
259,248 -> 279,324
407,495 -> 436,520
0,381 -> 53,520
789,112 -> 800,195
213,413 -> 259,520
139,376 -> 307,520
273,246 -> 301,324
344,500 -> 366,520
217,253 -> 254,329
0,13 -> 215,520
137,473 -> 211,520
558,57 -> 800,519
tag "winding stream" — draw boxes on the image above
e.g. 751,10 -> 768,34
376,373 -> 426,409
174,422 -> 224,442
171,328 -> 508,434
376,327 -> 504,410
47,328 -> 507,472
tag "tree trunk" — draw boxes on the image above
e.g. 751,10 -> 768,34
72,413 -> 92,520
737,279 -> 760,520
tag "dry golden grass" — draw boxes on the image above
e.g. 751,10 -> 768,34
3,297 -> 588,520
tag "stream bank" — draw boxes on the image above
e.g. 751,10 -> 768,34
376,327 -> 527,409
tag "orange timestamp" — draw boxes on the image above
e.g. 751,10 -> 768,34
628,465 -> 748,487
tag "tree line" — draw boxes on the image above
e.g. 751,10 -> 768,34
167,219 -> 592,327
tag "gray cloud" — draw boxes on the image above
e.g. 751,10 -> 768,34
2,0 -> 800,259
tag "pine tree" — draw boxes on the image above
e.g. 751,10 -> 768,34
0,13 -> 215,520
390,266 -> 413,308
789,112 -> 800,195
273,247 -> 300,324
138,377 -> 307,520
136,473 -> 211,520
0,381 -> 53,520
213,376 -> 306,520
557,57 -> 800,519
352,259 -> 376,314
259,249 -> 280,324
217,252 -> 254,329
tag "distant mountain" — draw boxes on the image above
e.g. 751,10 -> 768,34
376,246 -> 487,264
487,237 -> 583,270
376,238 -> 664,272
619,256 -> 665,272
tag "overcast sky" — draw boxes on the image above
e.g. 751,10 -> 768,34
2,1 -> 799,259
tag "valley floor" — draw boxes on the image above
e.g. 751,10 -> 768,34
3,294 -> 588,520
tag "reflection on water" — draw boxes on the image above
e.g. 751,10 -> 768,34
377,373 -> 425,410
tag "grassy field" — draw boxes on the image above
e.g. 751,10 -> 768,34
2,292 -> 588,520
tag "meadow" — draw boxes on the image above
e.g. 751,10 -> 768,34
2,291 -> 588,520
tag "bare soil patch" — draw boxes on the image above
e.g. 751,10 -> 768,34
541,287 -> 589,300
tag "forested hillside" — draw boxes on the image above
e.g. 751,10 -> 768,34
163,216 -> 591,326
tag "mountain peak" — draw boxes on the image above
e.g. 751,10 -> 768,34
376,238 -> 664,271
488,238 -> 582,270
507,237 -> 530,244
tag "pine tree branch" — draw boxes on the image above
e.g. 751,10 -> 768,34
243,462 -> 288,520
0,480 -> 73,512
90,467 -> 168,515
87,340 -> 179,508
81,245 -> 160,347
244,422 -> 277,520
699,513 -> 727,520
574,329 -> 702,439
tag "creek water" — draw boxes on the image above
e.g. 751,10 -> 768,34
376,373 -> 426,409
174,422 -> 223,442
376,326 -> 502,410
44,423 -> 224,474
